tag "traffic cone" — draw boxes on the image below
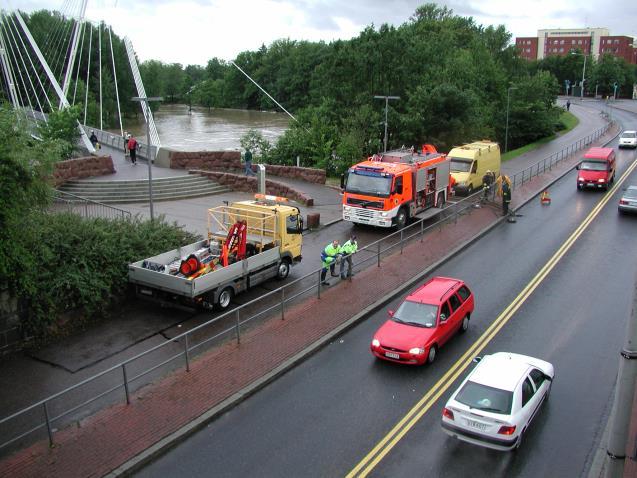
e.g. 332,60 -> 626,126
540,190 -> 551,206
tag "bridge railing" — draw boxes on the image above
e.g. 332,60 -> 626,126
82,126 -> 158,162
0,118 -> 616,454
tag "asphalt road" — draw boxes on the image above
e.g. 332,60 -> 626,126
135,111 -> 637,477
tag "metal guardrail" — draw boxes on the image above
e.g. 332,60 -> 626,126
0,118 -> 614,453
51,190 -> 132,220
81,126 -> 157,161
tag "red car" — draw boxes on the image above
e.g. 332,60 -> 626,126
370,277 -> 474,365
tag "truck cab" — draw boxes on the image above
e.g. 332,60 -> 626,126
577,147 -> 616,191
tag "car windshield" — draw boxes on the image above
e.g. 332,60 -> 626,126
455,381 -> 513,414
621,132 -> 636,139
392,300 -> 438,328
346,172 -> 391,197
580,160 -> 607,171
450,157 -> 472,173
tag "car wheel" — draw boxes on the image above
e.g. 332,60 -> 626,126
395,208 -> 407,229
427,345 -> 437,364
459,314 -> 470,334
277,259 -> 291,280
577,184 -> 582,191
216,287 -> 234,311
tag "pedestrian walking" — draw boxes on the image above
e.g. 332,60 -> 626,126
244,148 -> 256,176
123,131 -> 129,155
127,135 -> 138,165
566,100 -> 571,111
89,130 -> 98,149
320,239 -> 341,285
340,234 -> 358,279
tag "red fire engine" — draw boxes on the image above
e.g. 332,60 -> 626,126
341,145 -> 450,228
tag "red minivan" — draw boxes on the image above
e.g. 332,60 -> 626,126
370,277 -> 474,365
577,147 -> 616,191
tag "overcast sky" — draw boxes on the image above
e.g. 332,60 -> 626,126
14,0 -> 637,66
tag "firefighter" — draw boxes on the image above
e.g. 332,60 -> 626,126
340,234 -> 358,279
496,174 -> 512,216
320,240 -> 341,285
481,169 -> 495,201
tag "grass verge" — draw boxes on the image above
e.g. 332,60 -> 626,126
502,111 -> 579,162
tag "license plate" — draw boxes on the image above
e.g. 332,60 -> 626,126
466,419 -> 488,431
587,183 -> 595,187
385,351 -> 400,360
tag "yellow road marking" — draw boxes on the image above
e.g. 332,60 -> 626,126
348,160 -> 637,477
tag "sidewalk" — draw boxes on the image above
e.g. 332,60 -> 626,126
0,117 -> 629,477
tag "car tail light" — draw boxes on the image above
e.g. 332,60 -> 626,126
620,199 -> 628,205
442,408 -> 454,420
497,425 -> 516,435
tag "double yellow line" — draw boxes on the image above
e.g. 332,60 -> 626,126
348,160 -> 637,477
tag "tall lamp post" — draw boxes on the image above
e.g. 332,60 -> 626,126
132,96 -> 163,221
570,49 -> 587,100
374,95 -> 400,152
504,86 -> 517,153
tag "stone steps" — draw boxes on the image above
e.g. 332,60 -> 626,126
57,174 -> 231,204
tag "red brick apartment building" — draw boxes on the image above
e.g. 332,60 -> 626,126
515,28 -> 636,64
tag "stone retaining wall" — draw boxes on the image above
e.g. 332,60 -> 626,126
192,170 -> 314,206
169,150 -> 326,184
53,156 -> 115,186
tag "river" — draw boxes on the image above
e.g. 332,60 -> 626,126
122,104 -> 290,151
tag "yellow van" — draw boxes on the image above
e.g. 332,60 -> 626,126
449,141 -> 501,196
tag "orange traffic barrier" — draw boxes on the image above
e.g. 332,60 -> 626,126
540,190 -> 551,205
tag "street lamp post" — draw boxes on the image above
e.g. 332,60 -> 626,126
504,86 -> 517,153
374,95 -> 400,152
570,49 -> 587,100
580,53 -> 587,100
132,96 -> 163,221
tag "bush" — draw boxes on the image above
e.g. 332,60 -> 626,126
12,212 -> 200,337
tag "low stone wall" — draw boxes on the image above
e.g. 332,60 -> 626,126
192,170 -> 314,206
169,151 -> 242,172
53,155 -> 115,186
169,150 -> 326,184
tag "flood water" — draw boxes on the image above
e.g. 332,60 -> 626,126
122,104 -> 290,151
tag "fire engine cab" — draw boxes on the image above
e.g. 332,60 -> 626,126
341,145 -> 451,228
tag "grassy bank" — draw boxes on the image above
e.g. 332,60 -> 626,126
502,111 -> 579,162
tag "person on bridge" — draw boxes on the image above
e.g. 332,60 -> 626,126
340,234 -> 358,279
89,131 -> 99,149
128,135 -> 138,165
244,148 -> 256,176
320,239 -> 341,285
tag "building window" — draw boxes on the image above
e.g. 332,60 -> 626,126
572,40 -> 576,44
614,39 -> 619,44
560,40 -> 564,45
578,40 -> 582,44
559,48 -> 564,52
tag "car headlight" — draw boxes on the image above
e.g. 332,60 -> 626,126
380,212 -> 388,217
343,206 -> 351,212
372,339 -> 380,347
598,178 -> 605,183
409,347 -> 425,355
578,178 -> 584,181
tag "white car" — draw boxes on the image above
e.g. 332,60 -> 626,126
619,131 -> 637,149
441,352 -> 554,451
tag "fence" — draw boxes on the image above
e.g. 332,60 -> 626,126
82,126 -> 157,162
0,118 -> 615,453
51,190 -> 132,220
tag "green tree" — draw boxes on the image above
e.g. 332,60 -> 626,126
37,105 -> 82,158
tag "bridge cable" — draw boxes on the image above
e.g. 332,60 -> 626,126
107,25 -> 124,137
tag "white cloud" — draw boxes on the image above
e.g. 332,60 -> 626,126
14,0 -> 637,66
